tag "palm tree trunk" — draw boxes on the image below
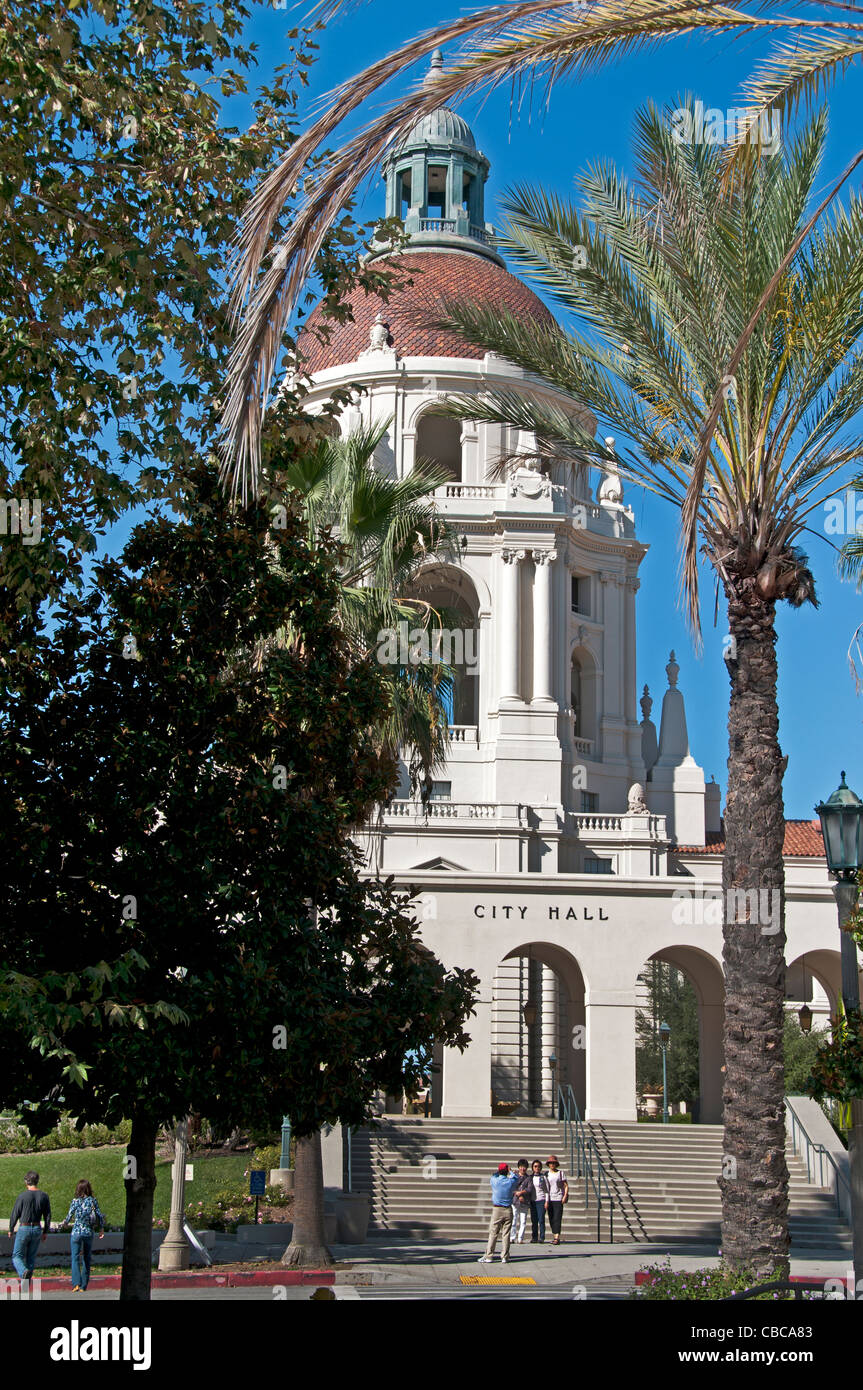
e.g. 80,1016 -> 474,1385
120,1111 -> 158,1301
717,584 -> 789,1280
282,1130 -> 334,1268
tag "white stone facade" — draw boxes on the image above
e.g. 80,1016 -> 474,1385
297,88 -> 858,1126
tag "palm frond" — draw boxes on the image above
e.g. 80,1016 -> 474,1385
221,0 -> 767,496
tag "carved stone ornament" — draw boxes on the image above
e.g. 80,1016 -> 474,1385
360,312 -> 394,357
627,782 -> 648,814
509,467 -> 552,500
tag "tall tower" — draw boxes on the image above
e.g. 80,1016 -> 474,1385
298,53 -> 653,877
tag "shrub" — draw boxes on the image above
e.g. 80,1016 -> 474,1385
0,1113 -> 133,1153
633,1257 -> 818,1300
183,1183 -> 292,1234
252,1144 -> 281,1174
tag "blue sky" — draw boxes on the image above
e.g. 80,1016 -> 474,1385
231,1 -> 863,817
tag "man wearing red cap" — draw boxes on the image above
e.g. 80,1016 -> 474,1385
478,1163 -> 519,1263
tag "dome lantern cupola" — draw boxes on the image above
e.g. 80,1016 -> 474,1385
380,50 -> 502,265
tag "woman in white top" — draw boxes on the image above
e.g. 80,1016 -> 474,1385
545,1154 -> 569,1245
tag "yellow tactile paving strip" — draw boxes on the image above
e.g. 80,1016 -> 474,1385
459,1275 -> 537,1285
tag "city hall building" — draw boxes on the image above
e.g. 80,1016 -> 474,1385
297,56 -> 849,1126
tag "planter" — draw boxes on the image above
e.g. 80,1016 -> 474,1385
641,1093 -> 662,1118
237,1223 -> 292,1245
336,1192 -> 370,1243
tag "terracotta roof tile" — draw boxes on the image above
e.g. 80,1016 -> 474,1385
676,820 -> 824,858
297,249 -> 554,373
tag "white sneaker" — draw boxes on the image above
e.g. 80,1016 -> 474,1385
500,1256 -> 510,1263
478,1256 -> 493,1263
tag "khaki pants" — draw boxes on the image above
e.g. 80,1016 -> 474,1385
485,1205 -> 513,1258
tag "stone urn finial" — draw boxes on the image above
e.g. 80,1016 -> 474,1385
666,650 -> 679,688
640,684 -> 653,721
627,782 -> 648,814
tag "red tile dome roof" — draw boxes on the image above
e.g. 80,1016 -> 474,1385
297,249 -> 554,373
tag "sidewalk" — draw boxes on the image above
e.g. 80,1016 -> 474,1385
327,1238 -> 854,1288
13,1238 -> 854,1295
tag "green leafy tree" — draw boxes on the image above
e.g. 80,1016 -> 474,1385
784,1011 -> 829,1095
636,961 -> 700,1109
0,0 -> 395,610
0,464 -> 478,1297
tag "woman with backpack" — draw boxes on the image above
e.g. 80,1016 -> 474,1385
529,1158 -> 550,1243
60,1179 -> 106,1291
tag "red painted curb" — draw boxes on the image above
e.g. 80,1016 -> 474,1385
33,1269 -> 336,1293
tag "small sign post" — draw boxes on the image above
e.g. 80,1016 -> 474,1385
249,1168 -> 266,1226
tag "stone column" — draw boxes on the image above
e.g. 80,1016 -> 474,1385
541,965 -> 559,1115
532,549 -> 557,703
585,990 -> 638,1122
158,1118 -> 190,1271
442,986 -> 493,1116
499,548 -> 525,702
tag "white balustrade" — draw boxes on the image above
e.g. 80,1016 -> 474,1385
446,725 -> 478,744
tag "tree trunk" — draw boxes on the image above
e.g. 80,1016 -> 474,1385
282,1130 -> 334,1268
717,585 -> 789,1280
120,1111 -> 158,1301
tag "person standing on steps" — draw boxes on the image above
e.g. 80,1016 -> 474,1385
9,1170 -> 51,1285
511,1158 -> 531,1243
546,1154 -> 569,1245
478,1162 -> 519,1264
529,1158 -> 550,1243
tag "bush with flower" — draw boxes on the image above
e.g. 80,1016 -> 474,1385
182,1184 -> 292,1234
633,1256 -> 818,1300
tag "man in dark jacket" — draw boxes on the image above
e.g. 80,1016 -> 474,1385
9,1171 -> 51,1282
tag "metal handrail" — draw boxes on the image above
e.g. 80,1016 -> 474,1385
785,1097 -> 850,1218
557,1084 -> 615,1241
724,1280 -> 828,1301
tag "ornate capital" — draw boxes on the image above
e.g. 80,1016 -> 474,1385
501,547 -> 526,564
533,549 -> 558,566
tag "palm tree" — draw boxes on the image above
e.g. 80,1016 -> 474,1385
432,105 -> 863,1277
223,0 -> 863,498
265,414 -> 464,791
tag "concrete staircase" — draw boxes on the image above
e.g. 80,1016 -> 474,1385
351,1117 -> 851,1253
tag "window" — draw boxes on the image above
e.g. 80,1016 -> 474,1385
572,575 -> 588,614
580,791 -> 598,813
427,165 -> 447,218
571,659 -> 582,735
416,412 -> 462,483
584,856 -> 613,874
399,170 -> 412,219
429,781 -> 452,801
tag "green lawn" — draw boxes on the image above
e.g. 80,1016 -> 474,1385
1,1148 -> 252,1228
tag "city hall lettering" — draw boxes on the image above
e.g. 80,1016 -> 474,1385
473,904 -> 610,921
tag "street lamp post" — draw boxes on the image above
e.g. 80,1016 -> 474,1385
158,1117 -> 190,1271
659,1021 -> 671,1125
815,772 -> 863,1292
